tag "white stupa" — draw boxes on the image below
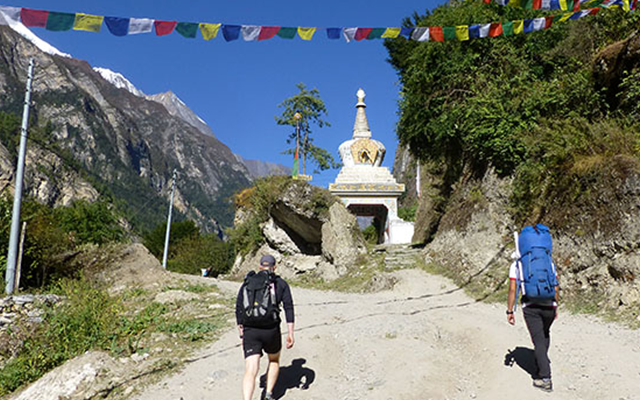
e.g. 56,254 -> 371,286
329,89 -> 414,244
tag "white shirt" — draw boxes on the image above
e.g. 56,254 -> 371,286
509,261 -> 558,308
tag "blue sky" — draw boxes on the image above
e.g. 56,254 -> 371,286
9,0 -> 444,188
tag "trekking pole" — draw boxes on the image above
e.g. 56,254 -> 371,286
513,230 -> 521,311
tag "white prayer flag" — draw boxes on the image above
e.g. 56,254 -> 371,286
343,27 -> 357,42
533,18 -> 546,31
129,18 -> 154,34
241,25 -> 261,41
411,27 -> 430,42
479,24 -> 491,38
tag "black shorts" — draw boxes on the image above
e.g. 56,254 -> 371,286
242,326 -> 281,358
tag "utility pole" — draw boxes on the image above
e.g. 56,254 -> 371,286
293,112 -> 301,179
5,59 -> 34,295
416,161 -> 421,198
162,169 -> 177,269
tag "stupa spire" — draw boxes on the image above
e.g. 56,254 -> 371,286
353,88 -> 371,139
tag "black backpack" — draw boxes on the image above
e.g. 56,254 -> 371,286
240,270 -> 279,327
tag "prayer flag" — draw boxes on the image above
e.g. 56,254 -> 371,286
355,28 -> 373,41
105,17 -> 130,36
259,26 -> 280,41
129,18 -> 153,34
74,13 -> 103,33
550,0 -> 561,8
479,24 -> 491,38
154,20 -> 177,36
558,12 -> 573,21
455,26 -> 469,41
241,25 -> 261,41
497,0 -> 510,4
489,23 -> 503,37
533,17 -> 546,30
0,6 -> 21,25
343,27 -> 357,42
21,8 -> 48,28
590,7 -> 602,14
513,20 -> 524,34
381,28 -> 401,38
298,27 -> 316,40
46,12 -> 75,31
443,26 -> 456,41
277,27 -> 297,39
559,0 -> 568,9
367,28 -> 385,40
469,25 -> 481,39
542,0 -> 553,8
623,0 -> 631,10
534,0 -> 543,8
327,28 -> 342,39
545,16 -> 554,28
400,27 -> 413,38
503,21 -> 514,36
222,25 -> 241,41
430,26 -> 444,42
292,148 -> 299,178
411,27 -> 429,42
176,22 -> 198,38
523,19 -> 534,33
521,0 -> 534,8
199,23 -> 221,40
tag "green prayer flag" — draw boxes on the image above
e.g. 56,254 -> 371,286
502,21 -> 514,36
443,26 -> 456,41
567,0 -> 575,10
521,0 -> 534,9
277,27 -> 297,39
176,22 -> 198,38
367,28 -> 385,40
46,12 -> 75,31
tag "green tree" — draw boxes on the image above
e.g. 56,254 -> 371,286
275,83 -> 339,175
143,220 -> 200,258
54,200 -> 124,245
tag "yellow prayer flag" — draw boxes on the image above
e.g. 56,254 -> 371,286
623,0 -> 631,11
558,12 -> 573,22
513,20 -> 524,34
455,26 -> 469,41
297,27 -> 316,41
73,13 -> 103,33
381,27 -> 401,38
200,23 -> 221,40
559,0 -> 568,10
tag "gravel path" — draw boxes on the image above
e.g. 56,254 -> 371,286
134,269 -> 640,400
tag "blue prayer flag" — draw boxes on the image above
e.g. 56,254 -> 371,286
400,27 -> 413,38
523,19 -> 534,33
327,28 -> 342,39
105,17 -> 130,36
469,25 -> 481,39
222,24 -> 241,41
550,0 -> 561,8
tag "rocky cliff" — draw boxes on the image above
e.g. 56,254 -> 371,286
0,26 -> 251,230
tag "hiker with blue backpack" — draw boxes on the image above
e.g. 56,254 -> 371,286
236,254 -> 295,400
507,224 -> 559,393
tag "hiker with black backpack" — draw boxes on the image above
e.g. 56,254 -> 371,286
236,254 -> 295,400
507,224 -> 559,393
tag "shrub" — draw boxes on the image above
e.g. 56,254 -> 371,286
167,234 -> 234,277
54,200 -> 125,246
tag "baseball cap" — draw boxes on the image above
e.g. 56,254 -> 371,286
260,254 -> 276,268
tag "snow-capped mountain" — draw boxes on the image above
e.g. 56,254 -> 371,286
146,91 -> 215,138
93,67 -> 146,97
0,7 -> 71,58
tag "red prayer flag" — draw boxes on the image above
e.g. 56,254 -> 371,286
533,0 -> 542,8
489,23 -> 503,37
544,16 -> 554,29
483,0 -> 491,3
430,26 -> 444,42
589,7 -> 601,14
258,26 -> 280,41
154,20 -> 177,36
20,8 -> 49,28
355,28 -> 373,41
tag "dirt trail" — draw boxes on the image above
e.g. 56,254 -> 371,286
135,269 -> 640,400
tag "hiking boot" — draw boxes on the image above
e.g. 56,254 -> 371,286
264,392 -> 275,400
533,378 -> 553,392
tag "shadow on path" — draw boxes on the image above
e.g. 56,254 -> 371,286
260,358 -> 315,399
504,346 -> 537,378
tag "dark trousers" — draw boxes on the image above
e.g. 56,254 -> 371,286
523,306 -> 556,379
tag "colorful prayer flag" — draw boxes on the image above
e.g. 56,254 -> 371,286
443,26 -> 456,41
524,19 -> 534,33
400,27 -> 413,38
154,20 -> 177,36
176,22 -> 198,38
513,20 -> 524,34
105,17 -> 130,36
455,26 -> 469,41
411,27 -> 429,42
533,17 -> 546,30
489,23 -> 503,37
469,25 -> 481,39
381,28 -> 401,38
129,18 -> 154,34
199,23 -> 221,40
259,26 -> 280,41
343,27 -> 357,42
326,28 -> 342,39
222,24 -> 241,41
292,148 -> 299,178
241,25 -> 261,41
367,28 -> 385,40
46,12 -> 75,31
277,27 -> 297,39
74,13 -> 103,32
430,26 -> 444,42
503,21 -> 514,36
298,27 -> 316,41
355,28 -> 373,41
21,8 -> 48,28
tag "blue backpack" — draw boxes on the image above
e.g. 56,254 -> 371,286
516,224 -> 558,303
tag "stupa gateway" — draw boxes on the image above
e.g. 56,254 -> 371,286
329,89 -> 414,244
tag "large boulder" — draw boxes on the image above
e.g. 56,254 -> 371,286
322,203 -> 367,269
